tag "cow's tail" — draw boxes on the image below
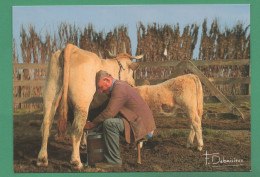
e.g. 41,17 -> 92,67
57,43 -> 76,138
193,75 -> 203,119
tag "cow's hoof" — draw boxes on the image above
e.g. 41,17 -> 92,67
70,160 -> 83,170
186,143 -> 192,149
197,146 -> 203,151
37,158 -> 48,167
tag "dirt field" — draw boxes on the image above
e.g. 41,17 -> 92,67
13,103 -> 251,172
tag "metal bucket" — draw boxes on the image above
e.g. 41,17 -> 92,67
86,131 -> 105,165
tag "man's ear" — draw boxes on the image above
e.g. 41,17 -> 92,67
103,77 -> 110,83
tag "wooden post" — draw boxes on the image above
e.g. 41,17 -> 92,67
19,71 -> 24,109
186,60 -> 245,119
248,64 -> 251,96
29,86 -> 32,112
167,61 -> 188,79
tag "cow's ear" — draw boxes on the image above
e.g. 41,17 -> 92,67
128,62 -> 139,71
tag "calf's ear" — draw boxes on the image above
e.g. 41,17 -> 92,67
129,62 -> 139,71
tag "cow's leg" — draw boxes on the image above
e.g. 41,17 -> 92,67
37,50 -> 62,167
80,132 -> 87,149
70,108 -> 88,170
188,110 -> 203,151
37,100 -> 57,166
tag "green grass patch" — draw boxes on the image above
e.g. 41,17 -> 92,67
13,108 -> 43,115
203,129 -> 238,145
204,102 -> 223,106
237,101 -> 250,106
158,129 -> 189,139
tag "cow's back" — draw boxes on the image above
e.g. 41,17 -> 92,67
44,50 -> 63,101
69,47 -> 102,69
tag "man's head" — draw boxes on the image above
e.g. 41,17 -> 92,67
96,70 -> 114,95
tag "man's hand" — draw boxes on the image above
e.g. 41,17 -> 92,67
84,122 -> 97,130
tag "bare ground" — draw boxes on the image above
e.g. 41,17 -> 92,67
13,103 -> 251,172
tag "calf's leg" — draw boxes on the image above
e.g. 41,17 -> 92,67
189,111 -> 203,151
186,122 -> 196,149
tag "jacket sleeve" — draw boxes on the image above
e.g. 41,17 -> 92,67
93,84 -> 128,124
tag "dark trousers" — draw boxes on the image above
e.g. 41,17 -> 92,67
102,118 -> 124,164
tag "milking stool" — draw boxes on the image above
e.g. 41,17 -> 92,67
136,132 -> 153,164
137,140 -> 144,164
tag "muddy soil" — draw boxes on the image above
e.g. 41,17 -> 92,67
13,103 -> 251,172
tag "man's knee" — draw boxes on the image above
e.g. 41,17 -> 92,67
103,118 -> 124,133
103,118 -> 115,133
103,118 -> 113,128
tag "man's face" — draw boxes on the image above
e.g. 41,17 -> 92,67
97,77 -> 112,95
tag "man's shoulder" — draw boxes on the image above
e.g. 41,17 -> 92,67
114,80 -> 129,87
113,80 -> 133,94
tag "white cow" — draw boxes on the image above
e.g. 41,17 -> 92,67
135,74 -> 204,151
37,44 -> 142,169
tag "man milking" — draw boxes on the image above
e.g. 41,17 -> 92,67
84,70 -> 156,168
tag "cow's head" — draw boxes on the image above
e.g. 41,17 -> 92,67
109,52 -> 143,87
